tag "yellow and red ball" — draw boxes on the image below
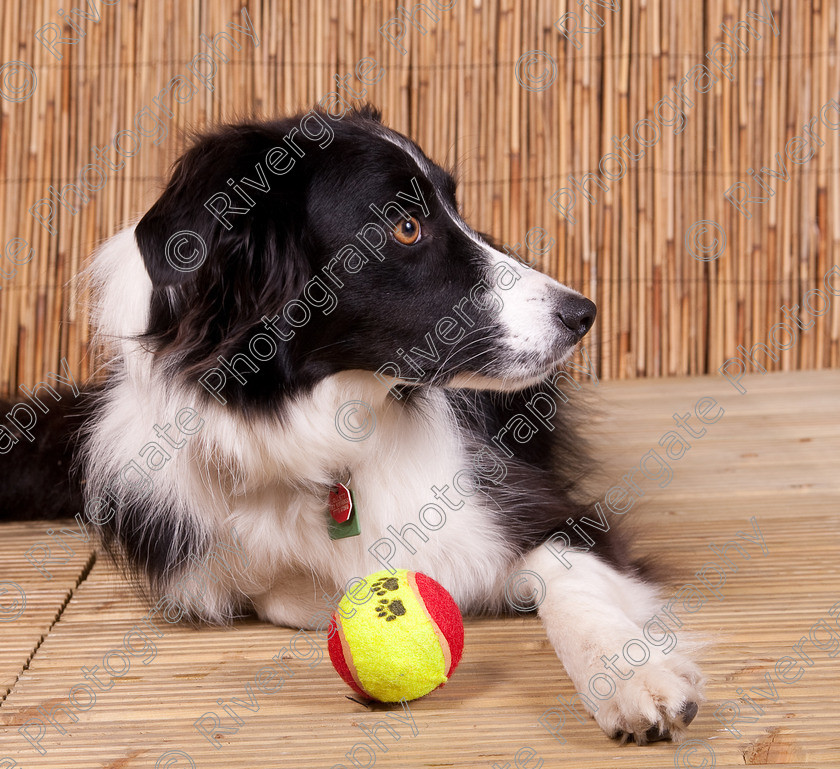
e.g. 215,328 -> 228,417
327,569 -> 464,702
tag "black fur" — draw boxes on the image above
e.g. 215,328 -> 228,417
0,391 -> 91,520
0,104 -> 702,749
134,108 -> 504,417
5,105 -> 621,590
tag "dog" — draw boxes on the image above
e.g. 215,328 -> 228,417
1,105 -> 702,744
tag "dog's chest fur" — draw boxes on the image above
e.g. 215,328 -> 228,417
222,376 -> 515,615
94,363 -> 513,622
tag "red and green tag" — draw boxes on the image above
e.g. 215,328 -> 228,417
327,482 -> 361,539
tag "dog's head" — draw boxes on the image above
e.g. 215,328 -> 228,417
135,106 -> 595,408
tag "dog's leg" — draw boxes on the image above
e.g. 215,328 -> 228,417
520,547 -> 703,744
251,571 -> 338,630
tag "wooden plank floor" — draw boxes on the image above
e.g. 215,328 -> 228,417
1,370 -> 838,768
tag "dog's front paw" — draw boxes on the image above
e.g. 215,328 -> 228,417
594,652 -> 704,745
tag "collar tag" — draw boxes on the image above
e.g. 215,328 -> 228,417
327,482 -> 361,539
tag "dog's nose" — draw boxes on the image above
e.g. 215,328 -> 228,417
558,295 -> 597,338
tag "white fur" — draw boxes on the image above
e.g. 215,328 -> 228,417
523,547 -> 704,741
87,223 -> 702,742
87,229 -> 514,622
375,129 -> 585,383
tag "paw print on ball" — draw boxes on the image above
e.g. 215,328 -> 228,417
376,597 -> 406,621
371,577 -> 400,595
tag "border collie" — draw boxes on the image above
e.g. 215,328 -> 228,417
5,106 -> 702,744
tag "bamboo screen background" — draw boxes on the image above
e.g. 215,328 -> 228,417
1,0 -> 838,397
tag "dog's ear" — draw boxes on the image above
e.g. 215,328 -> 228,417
136,129 -> 281,287
134,147 -> 212,287
135,124 -> 311,293
135,125 -> 312,382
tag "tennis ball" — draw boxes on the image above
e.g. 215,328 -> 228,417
327,569 -> 464,702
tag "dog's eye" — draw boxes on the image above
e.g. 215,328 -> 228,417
393,216 -> 422,245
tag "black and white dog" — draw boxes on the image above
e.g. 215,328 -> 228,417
6,106 -> 702,743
